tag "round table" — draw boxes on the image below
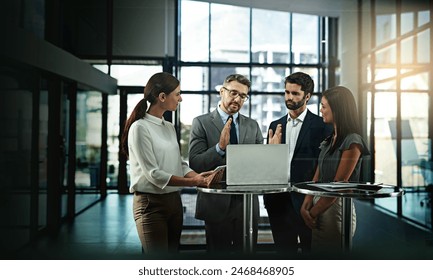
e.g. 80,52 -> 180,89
291,182 -> 404,252
198,183 -> 291,253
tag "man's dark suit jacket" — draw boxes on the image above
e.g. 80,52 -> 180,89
189,109 -> 263,222
263,110 -> 333,214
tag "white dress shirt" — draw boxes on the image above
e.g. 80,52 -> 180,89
128,114 -> 193,194
286,109 -> 307,180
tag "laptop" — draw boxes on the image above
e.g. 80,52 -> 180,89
226,144 -> 289,186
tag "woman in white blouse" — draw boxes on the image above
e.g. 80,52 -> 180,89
121,72 -> 217,254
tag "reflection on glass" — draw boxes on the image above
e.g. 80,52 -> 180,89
210,4 -> 250,62
75,91 -> 102,189
376,14 -> 396,46
252,8 -> 290,64
401,92 -> 430,224
292,14 -> 318,64
401,93 -> 429,187
180,0 -> 209,62
365,1 -> 432,228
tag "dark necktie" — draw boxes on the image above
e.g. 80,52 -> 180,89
228,115 -> 238,144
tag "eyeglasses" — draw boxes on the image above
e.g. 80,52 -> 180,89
222,87 -> 249,101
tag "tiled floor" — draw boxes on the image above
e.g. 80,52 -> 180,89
12,192 -> 433,260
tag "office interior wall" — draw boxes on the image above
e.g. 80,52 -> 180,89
113,0 -> 175,57
60,0 -> 175,58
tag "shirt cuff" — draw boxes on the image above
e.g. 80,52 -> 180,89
215,143 -> 226,156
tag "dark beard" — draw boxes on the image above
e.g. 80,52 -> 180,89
286,95 -> 306,110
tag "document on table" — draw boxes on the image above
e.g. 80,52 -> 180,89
308,182 -> 383,192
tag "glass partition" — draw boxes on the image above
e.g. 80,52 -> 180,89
75,91 -> 103,191
361,0 -> 432,229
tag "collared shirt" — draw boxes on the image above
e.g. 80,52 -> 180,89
128,114 -> 193,194
215,105 -> 239,155
286,109 -> 308,180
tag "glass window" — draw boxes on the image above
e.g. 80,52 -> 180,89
293,67 -> 320,92
180,67 -> 209,91
110,65 -> 162,86
210,4 -> 250,63
373,92 -> 397,212
401,92 -> 430,224
75,91 -> 102,189
375,0 -> 397,39
252,9 -> 290,64
307,95 -> 320,116
418,10 -> 430,27
180,0 -> 209,62
417,30 -> 430,63
251,67 -> 286,92
401,72 -> 428,91
401,12 -> 414,35
401,36 -> 414,64
107,94 -> 120,188
249,94 -> 286,141
92,64 -> 109,74
292,14 -> 319,64
374,68 -> 397,82
180,94 -> 210,160
210,67 -> 250,92
376,44 -> 397,64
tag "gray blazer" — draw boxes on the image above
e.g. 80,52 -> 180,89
189,109 -> 264,222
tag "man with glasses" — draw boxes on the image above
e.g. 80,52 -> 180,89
265,72 -> 333,255
189,74 -> 263,255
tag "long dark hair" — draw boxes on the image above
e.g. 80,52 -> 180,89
121,72 -> 180,157
323,86 -> 361,152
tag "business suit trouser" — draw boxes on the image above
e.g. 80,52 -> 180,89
265,193 -> 312,255
204,195 -> 259,254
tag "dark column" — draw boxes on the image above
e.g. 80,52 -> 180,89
118,89 -> 128,194
67,82 -> 77,219
100,93 -> 108,197
47,77 -> 62,235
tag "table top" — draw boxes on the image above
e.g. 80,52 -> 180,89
291,181 -> 404,199
198,183 -> 291,195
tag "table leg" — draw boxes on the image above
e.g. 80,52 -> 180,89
243,193 -> 254,253
341,197 -> 353,252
